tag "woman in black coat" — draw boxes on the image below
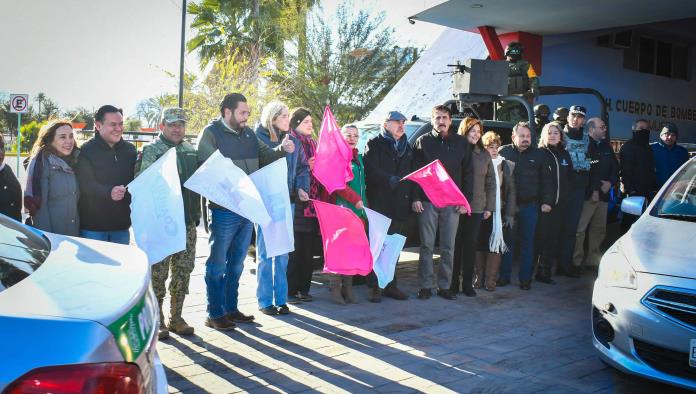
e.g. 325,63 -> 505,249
535,121 -> 574,283
0,139 -> 22,221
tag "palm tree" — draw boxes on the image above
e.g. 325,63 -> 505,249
186,0 -> 317,71
36,92 -> 46,121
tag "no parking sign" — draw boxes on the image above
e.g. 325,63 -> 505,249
10,94 -> 29,114
9,93 -> 30,174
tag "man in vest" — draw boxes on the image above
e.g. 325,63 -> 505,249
558,105 -> 590,278
197,93 -> 294,330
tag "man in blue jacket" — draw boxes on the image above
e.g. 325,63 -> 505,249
651,122 -> 689,188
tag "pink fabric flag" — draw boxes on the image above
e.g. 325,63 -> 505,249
403,159 -> 472,212
312,106 -> 354,194
313,200 -> 373,276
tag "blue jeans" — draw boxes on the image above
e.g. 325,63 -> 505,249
255,225 -> 289,308
80,229 -> 130,245
500,203 -> 539,283
205,208 -> 253,319
559,186 -> 586,270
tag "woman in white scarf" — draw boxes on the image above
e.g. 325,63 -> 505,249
475,132 -> 517,291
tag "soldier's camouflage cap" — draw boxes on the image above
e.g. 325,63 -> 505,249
161,107 -> 188,124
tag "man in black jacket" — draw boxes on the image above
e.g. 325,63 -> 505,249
498,122 -> 554,290
76,105 -> 136,244
619,119 -> 657,232
573,118 -> 619,272
363,111 -> 413,302
412,105 -> 471,301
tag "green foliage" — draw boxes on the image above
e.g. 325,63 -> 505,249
125,117 -> 143,131
19,120 -> 46,153
272,2 -> 420,125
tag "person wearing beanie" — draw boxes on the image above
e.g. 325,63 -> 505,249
619,119 -> 657,232
286,107 -> 329,305
651,122 -> 689,188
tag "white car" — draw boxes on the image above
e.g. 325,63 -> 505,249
0,216 -> 167,393
592,156 -> 696,390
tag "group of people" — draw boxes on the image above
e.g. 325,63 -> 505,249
0,93 -> 690,340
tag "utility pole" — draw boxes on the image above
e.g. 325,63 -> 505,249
178,0 -> 186,108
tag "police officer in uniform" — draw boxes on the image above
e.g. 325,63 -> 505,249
136,107 -> 200,339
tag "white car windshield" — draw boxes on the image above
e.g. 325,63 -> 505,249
652,160 -> 696,222
0,215 -> 51,293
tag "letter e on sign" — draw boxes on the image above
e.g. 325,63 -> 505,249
10,94 -> 29,114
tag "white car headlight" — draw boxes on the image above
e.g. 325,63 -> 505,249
598,245 -> 637,289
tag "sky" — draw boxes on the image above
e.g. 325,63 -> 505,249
0,0 -> 445,117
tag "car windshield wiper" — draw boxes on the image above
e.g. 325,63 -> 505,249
657,213 -> 696,222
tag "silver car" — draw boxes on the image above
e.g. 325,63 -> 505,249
0,215 -> 167,393
592,156 -> 696,390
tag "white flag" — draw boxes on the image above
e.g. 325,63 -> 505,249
364,207 -> 392,263
373,233 -> 406,288
249,159 -> 294,257
184,150 -> 271,226
128,148 -> 186,265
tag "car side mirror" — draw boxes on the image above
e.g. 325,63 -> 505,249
621,196 -> 646,216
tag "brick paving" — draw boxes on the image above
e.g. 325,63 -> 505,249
157,227 -> 688,393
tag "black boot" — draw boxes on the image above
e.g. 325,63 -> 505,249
535,257 -> 556,285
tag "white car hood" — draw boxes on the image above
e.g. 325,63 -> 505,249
0,232 -> 150,326
622,214 -> 696,280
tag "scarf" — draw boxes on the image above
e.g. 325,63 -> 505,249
489,155 -> 507,253
291,129 -> 326,217
381,129 -> 408,157
24,150 -> 45,216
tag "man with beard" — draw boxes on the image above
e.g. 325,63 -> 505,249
197,93 -> 295,331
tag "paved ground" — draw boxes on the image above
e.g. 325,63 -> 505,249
157,227 -> 688,394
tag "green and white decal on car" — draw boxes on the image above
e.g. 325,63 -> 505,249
108,291 -> 156,362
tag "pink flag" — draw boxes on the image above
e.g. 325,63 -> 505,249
313,106 -> 354,194
313,200 -> 373,276
403,159 -> 471,212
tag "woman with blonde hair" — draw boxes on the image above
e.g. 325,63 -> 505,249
24,119 -> 80,235
474,131 -> 516,291
451,117 -> 495,297
535,121 -> 573,284
254,100 -> 310,315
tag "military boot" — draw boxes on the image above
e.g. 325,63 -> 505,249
157,303 -> 169,340
341,276 -> 358,304
328,274 -> 345,305
169,294 -> 194,336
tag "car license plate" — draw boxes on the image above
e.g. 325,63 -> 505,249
690,340 -> 696,368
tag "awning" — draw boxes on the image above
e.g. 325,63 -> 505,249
409,0 -> 696,35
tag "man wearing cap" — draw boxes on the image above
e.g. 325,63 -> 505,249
363,110 -> 414,302
573,117 -> 618,273
135,107 -> 200,339
197,93 -> 294,331
558,105 -> 590,278
651,122 -> 689,188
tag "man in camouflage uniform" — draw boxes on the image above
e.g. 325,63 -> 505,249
135,107 -> 200,339
497,42 -> 540,122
